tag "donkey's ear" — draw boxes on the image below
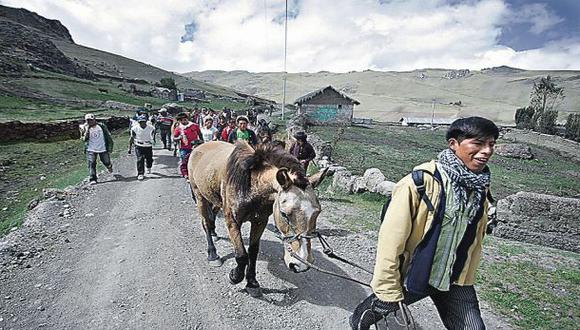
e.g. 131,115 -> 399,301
276,168 -> 292,189
308,167 -> 329,188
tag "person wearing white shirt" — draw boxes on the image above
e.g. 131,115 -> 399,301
80,114 -> 114,185
128,115 -> 155,180
200,116 -> 218,142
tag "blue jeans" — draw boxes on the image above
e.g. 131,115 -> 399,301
179,149 -> 191,177
87,151 -> 111,181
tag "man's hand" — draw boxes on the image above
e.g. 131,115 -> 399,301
371,299 -> 399,314
350,294 -> 401,330
127,148 -> 132,155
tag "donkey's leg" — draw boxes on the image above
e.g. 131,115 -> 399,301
225,209 -> 248,285
196,193 -> 222,266
245,216 -> 268,297
209,205 -> 220,238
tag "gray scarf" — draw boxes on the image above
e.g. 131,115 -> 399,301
437,148 -> 491,223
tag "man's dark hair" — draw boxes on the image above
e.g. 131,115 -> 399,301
446,117 -> 499,142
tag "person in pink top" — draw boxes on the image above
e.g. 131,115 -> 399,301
173,112 -> 202,178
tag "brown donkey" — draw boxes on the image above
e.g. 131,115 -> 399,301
187,141 -> 327,297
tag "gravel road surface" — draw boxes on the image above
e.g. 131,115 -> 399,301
0,148 -> 510,329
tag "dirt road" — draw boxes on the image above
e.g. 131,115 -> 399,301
0,148 -> 509,329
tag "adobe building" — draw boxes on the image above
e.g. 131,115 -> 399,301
294,86 -> 360,126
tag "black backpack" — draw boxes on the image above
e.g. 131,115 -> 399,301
380,170 -> 436,223
379,169 -> 496,233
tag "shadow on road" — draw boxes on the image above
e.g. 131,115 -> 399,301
153,154 -> 180,167
258,239 -> 371,311
102,173 -> 183,183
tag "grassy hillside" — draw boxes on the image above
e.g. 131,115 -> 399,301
185,68 -> 580,124
53,40 -> 239,98
0,69 -> 246,122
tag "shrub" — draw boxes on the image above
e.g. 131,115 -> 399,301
515,107 -> 535,129
565,113 -> 580,141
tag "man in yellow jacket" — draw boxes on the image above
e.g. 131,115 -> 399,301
351,117 -> 499,330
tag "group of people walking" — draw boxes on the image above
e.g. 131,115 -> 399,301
81,108 -> 499,330
81,107 -> 315,182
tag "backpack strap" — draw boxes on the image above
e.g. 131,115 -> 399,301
379,169 -> 439,224
411,170 -> 435,212
486,189 -> 495,204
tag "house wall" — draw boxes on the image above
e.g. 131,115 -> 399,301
299,89 -> 354,125
301,104 -> 353,125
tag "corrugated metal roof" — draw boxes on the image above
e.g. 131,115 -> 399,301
400,117 -> 457,125
294,85 -> 360,105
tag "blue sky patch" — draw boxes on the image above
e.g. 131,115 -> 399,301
181,21 -> 198,43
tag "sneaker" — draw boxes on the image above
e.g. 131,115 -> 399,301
137,174 -> 144,180
107,165 -> 113,173
146,168 -> 152,174
89,180 -> 97,185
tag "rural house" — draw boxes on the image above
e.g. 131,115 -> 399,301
294,86 -> 360,125
178,88 -> 206,102
152,87 -> 177,101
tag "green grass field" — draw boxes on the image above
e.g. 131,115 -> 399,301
311,125 -> 580,199
478,238 -> 579,329
0,130 -> 130,234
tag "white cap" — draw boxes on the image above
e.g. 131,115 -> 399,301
84,114 -> 95,120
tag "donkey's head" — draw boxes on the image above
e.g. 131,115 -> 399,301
273,168 -> 327,273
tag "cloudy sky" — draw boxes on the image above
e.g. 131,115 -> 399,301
2,0 -> 579,72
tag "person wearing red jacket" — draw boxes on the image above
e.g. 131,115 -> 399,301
220,118 -> 236,141
173,112 -> 201,178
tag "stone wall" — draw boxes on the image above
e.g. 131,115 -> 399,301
496,192 -> 580,253
0,116 -> 129,142
503,129 -> 580,162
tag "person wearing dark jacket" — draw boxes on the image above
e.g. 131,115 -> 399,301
289,131 -> 316,172
350,117 -> 499,330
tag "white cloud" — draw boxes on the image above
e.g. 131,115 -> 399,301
1,0 -> 579,72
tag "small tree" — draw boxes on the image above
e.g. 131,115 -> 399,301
536,110 -> 558,134
158,77 -> 177,90
515,106 -> 535,129
529,75 -> 564,133
565,113 -> 580,141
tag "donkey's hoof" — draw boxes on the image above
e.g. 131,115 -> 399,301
245,285 -> 262,298
208,257 -> 223,267
229,269 -> 245,284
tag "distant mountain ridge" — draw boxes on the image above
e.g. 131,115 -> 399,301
185,67 -> 580,124
0,5 -> 238,98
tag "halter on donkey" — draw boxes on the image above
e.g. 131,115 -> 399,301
187,141 -> 327,297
